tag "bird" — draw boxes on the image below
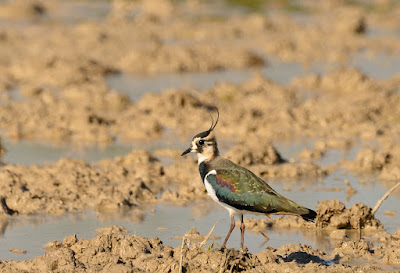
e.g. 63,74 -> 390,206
181,107 -> 317,251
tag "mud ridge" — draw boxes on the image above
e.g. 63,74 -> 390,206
2,225 -> 399,272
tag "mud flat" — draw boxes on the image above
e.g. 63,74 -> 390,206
1,0 -> 400,271
1,223 -> 399,272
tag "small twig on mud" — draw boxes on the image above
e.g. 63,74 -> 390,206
372,181 -> 400,216
199,221 -> 218,248
179,237 -> 186,273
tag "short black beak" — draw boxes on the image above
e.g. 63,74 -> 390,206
181,147 -> 192,156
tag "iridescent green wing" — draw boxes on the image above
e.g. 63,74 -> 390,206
207,167 -> 307,215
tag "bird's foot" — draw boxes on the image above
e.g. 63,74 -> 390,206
240,246 -> 249,253
219,245 -> 227,252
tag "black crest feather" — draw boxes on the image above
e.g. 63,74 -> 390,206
208,106 -> 219,132
193,107 -> 219,139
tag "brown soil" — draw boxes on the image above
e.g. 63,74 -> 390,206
1,225 -> 399,272
0,150 -> 164,216
315,200 -> 382,229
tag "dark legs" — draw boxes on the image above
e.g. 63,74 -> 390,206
240,214 -> 245,251
221,214 -> 235,249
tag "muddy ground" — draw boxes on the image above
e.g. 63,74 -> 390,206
1,0 -> 400,272
1,224 -> 400,273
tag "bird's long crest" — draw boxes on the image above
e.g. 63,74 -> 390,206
208,107 -> 219,132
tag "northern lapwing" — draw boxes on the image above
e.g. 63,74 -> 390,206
181,108 -> 317,251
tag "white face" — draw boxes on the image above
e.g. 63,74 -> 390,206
190,137 -> 215,164
181,130 -> 218,162
191,136 -> 214,153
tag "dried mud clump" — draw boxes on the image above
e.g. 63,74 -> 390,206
204,73 -> 301,140
377,145 -> 400,181
374,228 -> 400,265
297,138 -> 353,161
0,0 -> 47,19
254,162 -> 326,179
290,67 -> 398,140
316,200 -> 382,229
0,83 -> 134,145
332,229 -> 400,266
332,8 -> 366,35
237,216 -> 313,233
333,240 -> 375,263
262,7 -> 367,64
224,137 -> 285,166
224,137 -> 326,178
161,157 -> 209,204
0,225 -> 366,273
120,44 -> 265,74
352,148 -> 391,172
133,89 -> 212,135
0,150 -> 165,215
347,145 -> 400,181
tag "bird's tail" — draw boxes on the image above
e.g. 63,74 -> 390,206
300,208 -> 317,222
270,195 -> 317,222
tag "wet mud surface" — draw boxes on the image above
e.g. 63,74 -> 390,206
1,225 -> 400,272
1,0 -> 400,272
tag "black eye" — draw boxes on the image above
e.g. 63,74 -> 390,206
198,140 -> 205,146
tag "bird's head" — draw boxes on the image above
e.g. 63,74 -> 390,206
181,107 -> 220,163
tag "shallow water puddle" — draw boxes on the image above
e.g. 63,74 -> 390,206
106,70 -> 252,101
351,51 -> 400,80
46,0 -> 111,24
262,57 -> 327,85
0,135 -> 187,166
105,58 -> 326,101
0,203 -> 335,261
273,138 -> 361,165
1,138 -> 132,166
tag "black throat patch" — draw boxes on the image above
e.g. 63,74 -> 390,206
198,162 -> 211,183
